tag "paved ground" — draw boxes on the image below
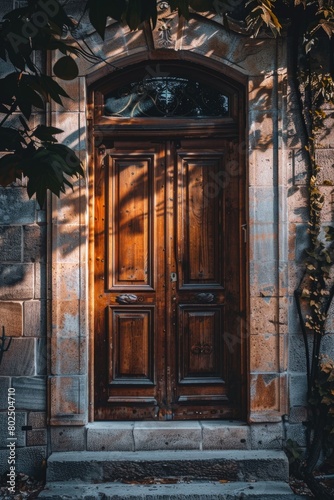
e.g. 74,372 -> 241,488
37,479 -> 306,499
0,474 -> 312,499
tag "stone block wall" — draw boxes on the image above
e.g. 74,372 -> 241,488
0,184 -> 47,478
48,74 -> 88,426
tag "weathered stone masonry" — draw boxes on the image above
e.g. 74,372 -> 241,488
1,0 -> 334,477
0,185 -> 47,477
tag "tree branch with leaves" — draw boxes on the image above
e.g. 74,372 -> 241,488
0,0 -> 285,206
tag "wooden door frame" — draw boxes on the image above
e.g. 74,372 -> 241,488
88,58 -> 249,422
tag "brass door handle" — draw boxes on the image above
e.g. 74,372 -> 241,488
195,293 -> 215,303
116,294 -> 138,304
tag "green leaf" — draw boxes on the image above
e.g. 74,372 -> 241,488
46,144 -> 84,176
0,153 -> 22,186
62,177 -> 74,189
141,0 -> 157,28
16,87 -> 44,120
0,73 -> 19,106
50,159 -> 66,183
0,104 -> 10,114
40,75 -> 71,101
5,38 -> 28,71
107,0 -> 128,22
169,0 -> 190,19
49,155 -> 76,176
0,127 -> 26,151
23,75 -> 49,102
87,0 -> 109,39
33,125 -> 63,143
15,76 -> 46,119
26,158 -> 62,207
189,0 -> 215,11
126,0 -> 143,30
53,56 -> 79,81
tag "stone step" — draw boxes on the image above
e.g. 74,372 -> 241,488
46,450 -> 289,483
84,421 -> 255,452
38,480 -> 304,499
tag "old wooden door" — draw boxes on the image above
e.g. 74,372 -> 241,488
94,137 -> 245,420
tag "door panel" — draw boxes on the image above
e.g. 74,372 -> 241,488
178,307 -> 224,380
109,307 -> 155,386
171,140 -> 239,419
107,155 -> 154,289
94,138 -> 245,420
95,143 -> 165,420
177,154 -> 224,287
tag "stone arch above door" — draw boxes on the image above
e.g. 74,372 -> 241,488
48,16 -> 289,427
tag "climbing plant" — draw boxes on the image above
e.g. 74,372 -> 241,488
293,46 -> 334,485
284,4 -> 334,494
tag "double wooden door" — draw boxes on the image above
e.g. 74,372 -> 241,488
94,137 -> 245,420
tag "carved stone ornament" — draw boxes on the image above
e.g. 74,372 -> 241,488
157,1 -> 174,48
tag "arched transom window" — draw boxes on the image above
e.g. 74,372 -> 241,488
104,75 -> 230,118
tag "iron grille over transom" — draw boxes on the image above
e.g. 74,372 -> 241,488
104,76 -> 230,118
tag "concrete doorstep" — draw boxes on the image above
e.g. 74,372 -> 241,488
36,449 -> 306,499
44,450 -> 290,483
38,480 -> 303,499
